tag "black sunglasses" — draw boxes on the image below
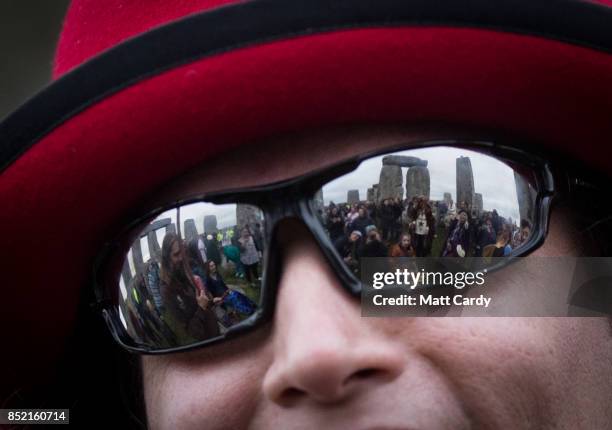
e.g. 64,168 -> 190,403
92,140 -> 568,354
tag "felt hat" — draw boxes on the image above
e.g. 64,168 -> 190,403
1,0 -> 612,398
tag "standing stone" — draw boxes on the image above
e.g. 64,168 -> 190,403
236,204 -> 262,231
443,192 -> 453,208
382,155 -> 428,168
456,156 -> 475,210
313,189 -> 324,213
514,171 -> 536,223
147,230 -> 162,261
204,215 -> 218,233
166,223 -> 176,235
183,219 -> 199,241
372,184 -> 380,202
122,259 -> 133,285
473,193 -> 483,216
131,239 -> 144,275
367,187 -> 375,202
378,165 -> 403,201
347,190 -> 360,205
406,166 -> 430,201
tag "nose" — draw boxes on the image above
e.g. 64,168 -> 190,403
262,221 -> 404,406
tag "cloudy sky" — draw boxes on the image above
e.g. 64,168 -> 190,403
322,146 -> 521,221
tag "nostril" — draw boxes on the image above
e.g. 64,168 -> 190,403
352,368 -> 381,380
276,387 -> 307,407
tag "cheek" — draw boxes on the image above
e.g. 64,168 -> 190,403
397,318 -> 608,427
143,347 -> 271,430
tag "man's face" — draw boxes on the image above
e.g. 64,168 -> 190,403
349,232 -> 360,242
142,125 -> 612,429
459,212 -> 467,223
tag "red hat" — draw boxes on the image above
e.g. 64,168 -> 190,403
1,0 -> 612,398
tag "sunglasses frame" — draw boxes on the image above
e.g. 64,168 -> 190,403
93,139 -> 555,354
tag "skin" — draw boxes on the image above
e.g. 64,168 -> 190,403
141,125 -> 612,429
400,234 -> 411,249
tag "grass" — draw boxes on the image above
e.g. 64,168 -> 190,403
219,262 -> 262,304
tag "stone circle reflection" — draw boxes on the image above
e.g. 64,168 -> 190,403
116,203 -> 264,348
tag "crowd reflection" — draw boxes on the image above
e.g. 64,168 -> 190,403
119,212 -> 263,348
325,195 -> 533,275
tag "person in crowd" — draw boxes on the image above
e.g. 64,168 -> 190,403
410,197 -> 436,257
349,205 -> 374,237
186,238 -> 208,280
345,203 -> 360,226
222,240 -> 245,279
441,209 -> 470,257
378,198 -> 397,242
491,209 -> 502,234
326,205 -> 346,243
238,227 -> 261,285
392,197 -> 404,241
360,228 -> 389,258
483,227 -> 512,258
406,196 -> 419,221
159,233 -> 219,341
204,233 -> 222,267
125,259 -> 172,345
197,233 -> 208,264
475,217 -> 497,257
334,230 -> 363,273
512,219 -> 532,249
389,232 -> 417,257
204,260 -> 256,325
437,200 -> 448,225
365,200 -> 377,220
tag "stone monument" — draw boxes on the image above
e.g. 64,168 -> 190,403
183,218 -> 199,241
236,204 -> 262,231
204,215 -> 218,233
347,189 -> 360,204
406,166 -> 430,201
456,156 -> 475,209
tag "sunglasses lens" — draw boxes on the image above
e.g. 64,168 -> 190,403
112,202 -> 265,350
317,145 -> 539,275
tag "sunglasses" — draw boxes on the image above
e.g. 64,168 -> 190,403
93,140 -> 574,354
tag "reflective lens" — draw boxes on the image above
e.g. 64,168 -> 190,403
114,202 -> 265,350
319,146 -> 539,275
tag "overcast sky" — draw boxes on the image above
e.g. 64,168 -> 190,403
322,146 -> 521,221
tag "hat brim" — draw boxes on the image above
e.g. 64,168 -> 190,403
1,0 -> 612,396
